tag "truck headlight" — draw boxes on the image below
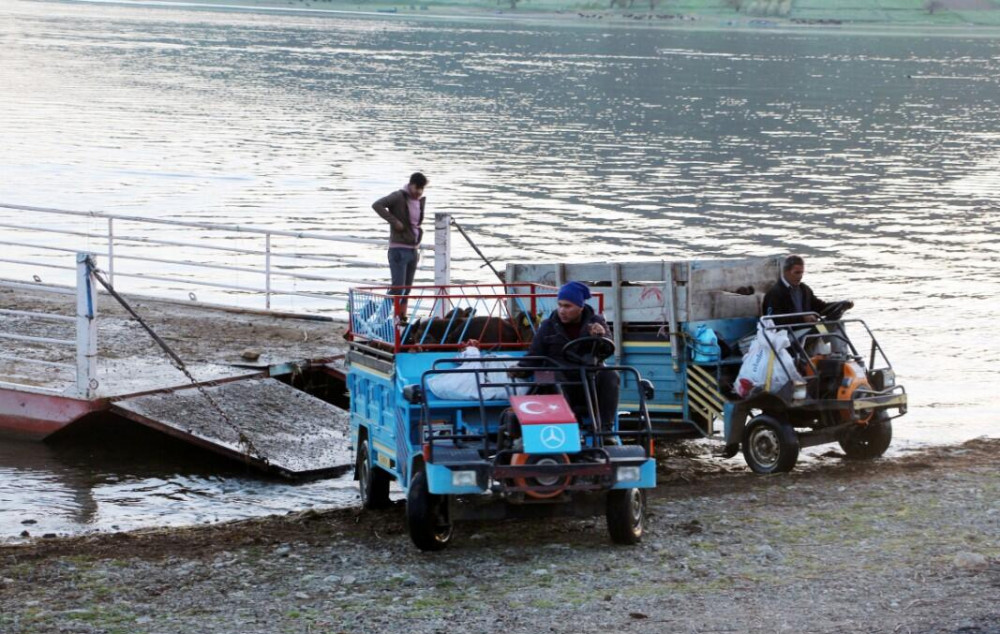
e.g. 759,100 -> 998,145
617,466 -> 641,483
869,369 -> 895,391
451,470 -> 478,487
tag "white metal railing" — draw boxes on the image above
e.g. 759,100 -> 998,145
0,203 -> 452,316
0,253 -> 96,397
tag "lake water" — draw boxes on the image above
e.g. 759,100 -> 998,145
1,0 -> 998,540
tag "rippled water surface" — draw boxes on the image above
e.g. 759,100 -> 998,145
1,0 -> 998,539
0,423 -> 361,541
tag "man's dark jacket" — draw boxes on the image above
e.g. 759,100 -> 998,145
372,189 -> 425,246
519,305 -> 619,428
762,280 -> 828,324
524,305 -> 610,364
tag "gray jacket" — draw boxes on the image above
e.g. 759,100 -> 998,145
372,188 -> 426,247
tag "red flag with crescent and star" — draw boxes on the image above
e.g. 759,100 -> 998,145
509,394 -> 578,425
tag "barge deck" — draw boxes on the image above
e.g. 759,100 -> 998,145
0,283 -> 351,477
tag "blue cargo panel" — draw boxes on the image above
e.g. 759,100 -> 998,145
618,339 -> 684,424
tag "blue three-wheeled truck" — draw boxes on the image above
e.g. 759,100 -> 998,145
348,257 -> 908,550
347,283 -> 658,551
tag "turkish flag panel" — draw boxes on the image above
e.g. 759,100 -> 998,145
509,394 -> 578,425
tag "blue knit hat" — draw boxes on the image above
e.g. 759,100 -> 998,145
557,281 -> 591,308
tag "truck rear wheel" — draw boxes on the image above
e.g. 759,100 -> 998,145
358,439 -> 391,510
406,470 -> 453,551
839,413 -> 892,459
606,488 -> 646,545
743,415 -> 799,474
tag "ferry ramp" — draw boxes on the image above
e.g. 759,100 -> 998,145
111,377 -> 352,479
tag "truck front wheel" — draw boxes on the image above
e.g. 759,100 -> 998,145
406,470 -> 453,551
839,413 -> 892,459
606,488 -> 646,545
743,415 -> 800,474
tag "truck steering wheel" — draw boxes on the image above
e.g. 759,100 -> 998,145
819,300 -> 854,322
562,336 -> 616,366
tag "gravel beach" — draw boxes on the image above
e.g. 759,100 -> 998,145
2,438 -> 997,634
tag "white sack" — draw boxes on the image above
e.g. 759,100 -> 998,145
426,347 -> 528,400
735,320 -> 803,397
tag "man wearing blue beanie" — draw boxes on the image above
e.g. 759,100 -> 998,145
518,281 -> 620,431
557,281 -> 591,310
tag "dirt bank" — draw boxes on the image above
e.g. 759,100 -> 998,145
1,438 -> 997,633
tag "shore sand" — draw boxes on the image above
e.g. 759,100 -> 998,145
2,437 -> 997,633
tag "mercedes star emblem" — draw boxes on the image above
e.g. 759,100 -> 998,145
540,425 -> 566,449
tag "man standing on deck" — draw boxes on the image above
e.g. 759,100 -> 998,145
372,172 -> 428,322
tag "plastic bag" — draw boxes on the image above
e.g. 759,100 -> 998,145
692,324 -> 721,363
735,320 -> 802,398
426,347 -> 528,400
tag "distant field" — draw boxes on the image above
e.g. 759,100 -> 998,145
148,0 -> 1000,25
336,0 -> 1000,25
406,0 -> 1000,25
790,0 -> 1000,24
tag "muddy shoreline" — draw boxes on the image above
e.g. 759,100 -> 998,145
2,437 -> 997,633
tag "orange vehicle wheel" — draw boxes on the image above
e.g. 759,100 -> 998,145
510,453 -> 571,499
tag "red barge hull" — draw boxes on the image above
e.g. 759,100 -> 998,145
0,386 -> 105,441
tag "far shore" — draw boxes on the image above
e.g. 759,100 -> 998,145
56,0 -> 1000,33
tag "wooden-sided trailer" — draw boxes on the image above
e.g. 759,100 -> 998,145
506,256 -> 783,439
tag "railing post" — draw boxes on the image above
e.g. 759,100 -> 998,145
107,218 -> 115,285
434,212 -> 451,287
434,213 -> 452,318
264,233 -> 272,310
75,253 -> 98,399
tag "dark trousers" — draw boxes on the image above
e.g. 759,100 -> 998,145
387,247 -> 418,313
562,369 -> 620,430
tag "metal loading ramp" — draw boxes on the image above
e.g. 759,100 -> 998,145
111,378 -> 353,478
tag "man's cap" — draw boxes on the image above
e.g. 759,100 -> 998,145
557,281 -> 591,308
